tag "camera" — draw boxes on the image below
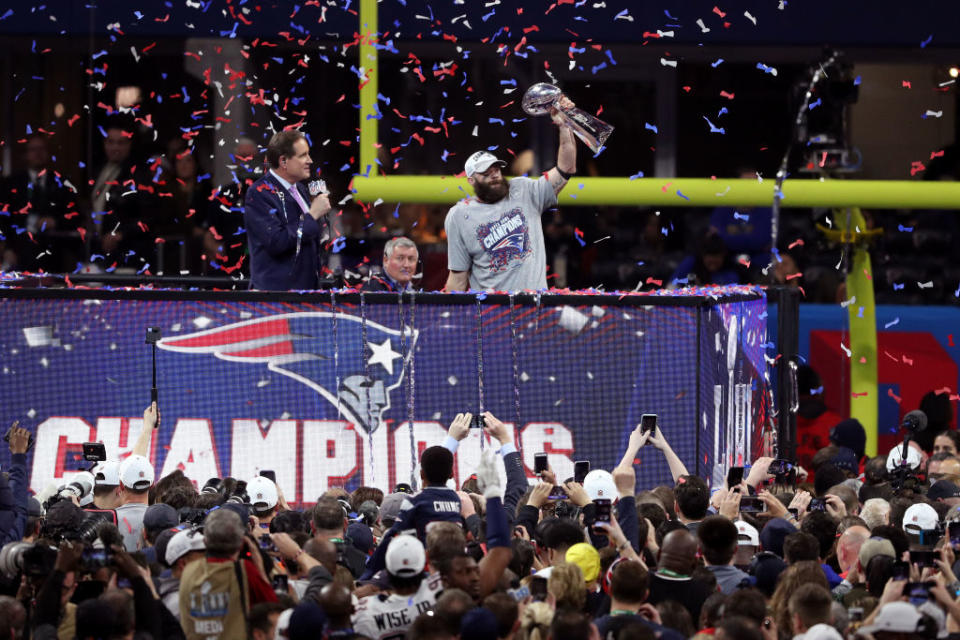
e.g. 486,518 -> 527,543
44,471 -> 96,511
471,414 -> 486,429
0,542 -> 58,579
808,498 -> 827,512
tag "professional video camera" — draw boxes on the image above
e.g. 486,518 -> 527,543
42,471 -> 96,511
889,410 -> 928,491
0,542 -> 57,579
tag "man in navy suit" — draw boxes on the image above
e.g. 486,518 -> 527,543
243,130 -> 331,290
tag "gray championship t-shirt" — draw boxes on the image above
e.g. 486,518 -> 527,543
115,502 -> 148,551
444,176 -> 557,291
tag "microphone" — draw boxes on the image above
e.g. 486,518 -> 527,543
308,179 -> 328,198
901,410 -> 928,433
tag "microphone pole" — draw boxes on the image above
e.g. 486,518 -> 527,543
145,327 -> 161,428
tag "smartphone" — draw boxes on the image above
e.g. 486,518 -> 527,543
770,459 -> 794,476
574,461 -> 590,484
740,496 -> 764,513
80,547 -> 112,571
259,533 -> 275,551
549,485 -> 569,501
272,574 -> 289,593
848,607 -> 864,624
891,561 -> 910,581
640,414 -> 658,434
594,498 -> 612,524
808,498 -> 827,512
949,521 -> 960,546
905,581 -> 934,606
259,470 -> 277,484
727,466 -> 745,489
534,453 -> 548,476
82,442 -> 107,463
145,327 -> 162,344
787,507 -> 799,520
471,414 -> 486,429
529,577 -> 548,602
909,549 -> 939,568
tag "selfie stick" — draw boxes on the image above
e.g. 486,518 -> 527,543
146,327 -> 161,427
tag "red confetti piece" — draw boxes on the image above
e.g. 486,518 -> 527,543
713,6 -> 726,17
720,91 -> 735,99
902,80 -> 912,88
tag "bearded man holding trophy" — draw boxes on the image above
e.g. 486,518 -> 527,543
443,84 -> 614,293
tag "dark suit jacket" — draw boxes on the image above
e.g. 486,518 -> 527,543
243,172 -> 327,290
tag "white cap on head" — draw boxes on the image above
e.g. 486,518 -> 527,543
464,151 -> 506,178
859,602 -> 927,637
736,520 -> 760,546
165,528 -> 206,566
118,454 -> 155,491
903,502 -> 939,533
248,476 -> 279,511
583,469 -> 617,502
385,534 -> 426,577
92,460 -> 121,486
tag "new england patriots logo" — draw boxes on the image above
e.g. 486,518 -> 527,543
477,209 -> 530,272
158,313 -> 417,436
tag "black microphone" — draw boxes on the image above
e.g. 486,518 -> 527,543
901,410 -> 928,433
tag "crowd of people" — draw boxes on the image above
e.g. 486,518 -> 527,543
2,400 -> 960,640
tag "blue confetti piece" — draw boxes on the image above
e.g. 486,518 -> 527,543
481,9 -> 496,22
591,62 -> 608,74
898,224 -> 913,232
854,75 -> 862,85
489,117 -> 505,125
574,232 -> 585,247
134,10 -> 143,19
13,88 -> 25,102
392,203 -> 401,219
756,62 -> 777,75
893,283 -> 904,291
476,292 -> 488,301
0,9 -> 13,20
25,124 -> 33,134
629,171 -> 644,180
703,116 -> 725,134
676,190 -> 690,201
884,317 -> 900,329
645,122 -> 658,133
811,385 -> 823,395
920,34 -> 933,48
331,237 -> 347,253
711,58 -> 724,68
857,306 -> 864,318
733,211 -> 749,221
91,49 -> 108,59
717,107 -> 728,117
499,79 -> 517,86
605,50 -> 617,66
97,125 -> 108,138
664,9 -> 678,20
808,98 -> 821,110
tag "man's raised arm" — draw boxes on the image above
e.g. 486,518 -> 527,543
546,98 -> 577,194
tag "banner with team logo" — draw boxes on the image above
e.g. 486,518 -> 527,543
0,289 -> 768,503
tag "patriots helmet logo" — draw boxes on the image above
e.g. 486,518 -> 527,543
158,312 -> 418,435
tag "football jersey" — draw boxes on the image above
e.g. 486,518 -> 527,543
352,573 -> 444,640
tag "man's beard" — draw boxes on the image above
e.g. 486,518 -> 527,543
474,178 -> 509,204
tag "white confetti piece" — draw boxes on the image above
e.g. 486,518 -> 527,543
448,376 -> 459,386
193,316 -> 212,329
840,343 -> 852,357
744,11 -> 757,25
660,58 -> 678,68
696,18 -> 710,33
520,372 -> 530,382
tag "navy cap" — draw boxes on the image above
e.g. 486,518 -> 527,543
460,607 -> 498,640
288,601 -> 327,640
219,501 -> 249,524
759,517 -> 796,558
928,480 -> 960,502
347,522 -> 374,554
830,447 -> 860,475
26,497 -> 43,518
143,504 -> 179,536
830,418 -> 866,460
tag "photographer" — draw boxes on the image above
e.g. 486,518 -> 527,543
178,508 -> 276,640
0,424 -> 30,545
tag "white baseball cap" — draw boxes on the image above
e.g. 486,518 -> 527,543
248,476 -> 279,511
92,460 -> 121,486
165,528 -> 206,566
859,602 -> 927,636
583,470 -> 617,502
736,520 -> 760,546
903,503 -> 939,533
118,454 -> 155,490
886,443 -> 922,472
385,534 -> 426,577
464,151 -> 505,178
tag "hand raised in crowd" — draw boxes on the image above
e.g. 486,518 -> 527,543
563,481 -> 591,508
6,421 -> 30,455
824,494 -> 847,520
745,456 -> 774,488
528,481 -> 554,509
447,412 -> 472,442
646,426 -> 670,451
549,96 -> 576,126
612,465 -> 636,499
143,401 -> 159,430
481,412 -> 512,446
757,490 -> 788,519
718,488 -> 741,520
458,491 -> 476,519
539,466 -> 557,486
788,489 -> 812,519
627,423 -> 652,452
